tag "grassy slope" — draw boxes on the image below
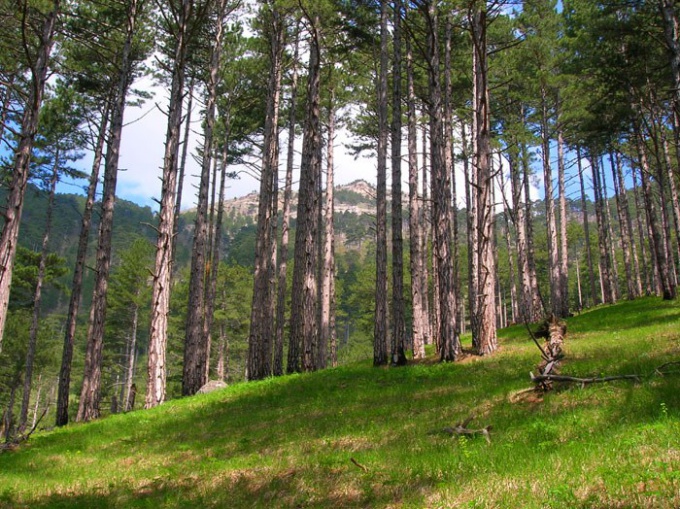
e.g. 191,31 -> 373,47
1,297 -> 679,508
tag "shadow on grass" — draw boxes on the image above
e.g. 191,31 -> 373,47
3,297 -> 679,508
17,447 -> 437,509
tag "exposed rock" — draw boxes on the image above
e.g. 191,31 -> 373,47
197,380 -> 228,394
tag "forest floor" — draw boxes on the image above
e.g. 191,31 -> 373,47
1,297 -> 679,508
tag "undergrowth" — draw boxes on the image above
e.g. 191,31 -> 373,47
1,297 -> 678,508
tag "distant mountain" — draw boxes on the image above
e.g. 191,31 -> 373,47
218,179 -> 380,220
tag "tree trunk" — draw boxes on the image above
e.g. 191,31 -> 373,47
508,140 -> 541,322
373,1 -> 389,367
660,0 -> 680,163
421,120 -> 432,343
610,152 -> 638,299
502,208 -> 519,325
289,14 -> 322,373
557,130 -> 569,316
275,24 -> 299,377
249,2 -> 285,380
18,155 -> 59,432
463,118 -> 478,344
600,157 -> 620,301
319,91 -> 336,370
590,154 -> 614,305
656,136 -> 679,287
391,0 -> 406,366
172,77 -> 195,259
541,87 -> 562,317
146,0 -> 192,408
407,35 -> 425,360
78,0 -> 138,421
216,322 -> 227,382
185,0 -> 229,394
632,168 -> 653,295
425,0 -> 460,361
635,127 -> 676,299
0,0 -> 60,353
661,134 -> 680,281
56,103 -> 108,427
204,131 -> 230,379
522,142 -> 543,317
124,298 -> 139,412
445,14 -> 463,337
470,2 -> 496,355
577,148 -> 598,306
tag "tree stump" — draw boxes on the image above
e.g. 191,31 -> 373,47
535,315 -> 567,391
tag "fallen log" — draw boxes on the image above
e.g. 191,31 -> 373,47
530,372 -> 641,386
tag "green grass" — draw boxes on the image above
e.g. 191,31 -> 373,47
1,297 -> 679,508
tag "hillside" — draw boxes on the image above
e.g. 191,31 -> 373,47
1,298 -> 678,508
214,179 -> 380,219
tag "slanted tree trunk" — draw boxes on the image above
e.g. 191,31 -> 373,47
18,156 -> 59,432
185,0 -> 230,394
406,35 -> 426,360
56,103 -> 109,427
373,1 -> 389,367
289,14 -> 323,373
172,77 -> 195,259
146,0 -> 193,408
470,1 -> 496,355
78,0 -> 138,421
0,0 -> 60,353
391,0 -> 406,366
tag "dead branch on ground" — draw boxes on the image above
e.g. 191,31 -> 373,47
441,415 -> 492,443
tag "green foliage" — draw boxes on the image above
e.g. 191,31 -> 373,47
9,246 -> 67,310
1,298 -> 679,508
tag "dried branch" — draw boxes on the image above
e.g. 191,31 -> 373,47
530,372 -> 641,386
350,457 -> 368,472
441,416 -> 492,443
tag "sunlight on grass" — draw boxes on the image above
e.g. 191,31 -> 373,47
1,297 -> 679,508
